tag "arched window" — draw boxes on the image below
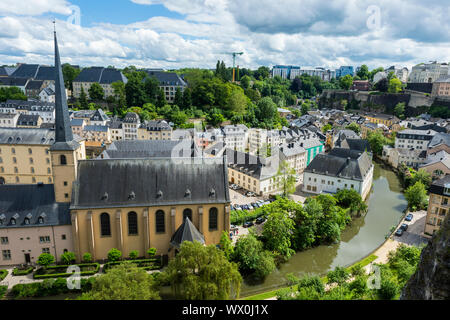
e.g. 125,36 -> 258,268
183,208 -> 192,222
128,212 -> 138,235
100,213 -> 111,236
60,155 -> 67,165
209,207 -> 218,230
155,210 -> 165,233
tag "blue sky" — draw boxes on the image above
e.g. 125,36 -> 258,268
45,0 -> 184,27
0,0 -> 449,70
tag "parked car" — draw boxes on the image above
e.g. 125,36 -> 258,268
247,204 -> 254,210
246,191 -> 256,197
255,217 -> 266,224
405,214 -> 413,221
235,206 -> 242,211
395,228 -> 404,236
400,223 -> 408,231
243,221 -> 254,228
242,205 -> 249,210
230,224 -> 238,230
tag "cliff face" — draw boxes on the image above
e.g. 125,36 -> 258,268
401,215 -> 450,300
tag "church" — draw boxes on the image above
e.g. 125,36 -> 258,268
0,31 -> 231,266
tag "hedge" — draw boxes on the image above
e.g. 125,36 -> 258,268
11,277 -> 96,299
0,269 -> 8,281
103,259 -> 161,272
33,263 -> 100,279
13,266 -> 34,276
0,285 -> 7,299
230,209 -> 266,225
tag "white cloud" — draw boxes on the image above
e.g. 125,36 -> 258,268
0,0 -> 72,16
0,0 -> 448,71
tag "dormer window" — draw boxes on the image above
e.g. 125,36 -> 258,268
10,218 -> 16,225
24,218 -> 30,225
128,191 -> 136,200
185,189 -> 191,197
156,190 -> 163,198
38,217 -> 44,224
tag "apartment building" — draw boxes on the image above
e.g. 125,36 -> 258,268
138,120 -> 172,140
122,112 -> 140,140
395,129 -> 437,151
248,128 -> 280,155
409,62 -> 449,83
222,124 -> 248,152
425,175 -> 450,236
431,77 -> 450,98
144,70 -> 187,103
73,67 -> 127,99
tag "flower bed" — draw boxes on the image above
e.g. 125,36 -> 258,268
33,263 -> 100,279
13,266 -> 34,276
0,269 -> 8,281
103,259 -> 161,272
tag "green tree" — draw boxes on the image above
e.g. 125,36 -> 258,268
80,262 -> 160,300
0,86 -> 27,102
143,76 -> 160,104
79,86 -> 88,109
411,169 -> 432,189
181,87 -> 192,109
62,64 -> 80,94
165,241 -> 242,300
174,87 -> 183,107
240,75 -> 251,89
335,189 -> 368,217
345,122 -> 361,135
356,65 -> 369,80
219,231 -> 234,260
394,102 -> 405,119
107,248 -> 122,262
37,253 -> 55,268
111,81 -> 127,112
156,88 -> 167,109
405,181 -> 428,210
60,251 -> 76,265
125,77 -> 146,108
88,82 -> 105,101
367,130 -> 389,156
339,75 -> 353,90
206,109 -> 225,127
276,160 -> 297,197
227,87 -> 248,117
233,233 -> 276,278
375,77 -> 389,92
262,209 -> 296,260
322,124 -> 332,133
388,77 -> 402,93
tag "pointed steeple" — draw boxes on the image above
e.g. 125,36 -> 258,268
51,27 -> 79,151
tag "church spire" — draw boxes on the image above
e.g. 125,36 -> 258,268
51,26 -> 79,150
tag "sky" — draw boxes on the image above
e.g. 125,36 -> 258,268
0,0 -> 449,71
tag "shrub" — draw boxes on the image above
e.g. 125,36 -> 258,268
129,250 -> 139,260
327,266 -> 350,285
60,251 -> 76,265
0,269 -> 8,281
0,285 -> 7,299
37,253 -> 55,267
13,266 -> 34,276
103,259 -> 161,272
350,264 -> 365,277
33,263 -> 100,279
147,248 -> 156,258
11,277 -> 96,298
107,248 -> 122,262
83,253 -> 92,263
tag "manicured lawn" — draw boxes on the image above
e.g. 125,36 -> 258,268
241,254 -> 378,300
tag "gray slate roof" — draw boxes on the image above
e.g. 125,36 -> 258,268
0,66 -> 17,76
74,67 -> 127,84
0,184 -> 71,229
71,157 -> 230,209
0,77 -> 28,87
0,128 -> 55,145
305,148 -> 373,181
225,148 -> 279,180
17,114 -> 41,126
429,175 -> 450,195
145,70 -> 187,86
428,133 -> 450,149
11,64 -> 40,78
340,138 -> 371,153
170,218 -> 205,249
100,140 -> 199,159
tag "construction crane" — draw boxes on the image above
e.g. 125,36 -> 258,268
224,52 -> 244,82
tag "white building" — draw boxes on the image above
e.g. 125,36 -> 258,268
408,62 -> 449,83
248,128 -> 280,155
222,124 -> 248,152
302,148 -> 374,199
279,141 -> 307,175
0,113 -> 19,128
395,129 -> 437,151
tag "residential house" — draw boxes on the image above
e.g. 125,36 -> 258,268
144,70 -> 187,103
425,175 -> 450,236
73,67 -> 128,99
16,114 -> 42,128
122,112 -> 140,140
223,124 -> 249,152
302,148 -> 374,199
0,113 -> 19,128
431,77 -> 450,98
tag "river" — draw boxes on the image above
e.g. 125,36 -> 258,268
240,161 -> 407,297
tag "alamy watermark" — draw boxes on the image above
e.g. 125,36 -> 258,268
366,5 -> 381,31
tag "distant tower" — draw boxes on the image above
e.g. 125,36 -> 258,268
50,26 -> 86,203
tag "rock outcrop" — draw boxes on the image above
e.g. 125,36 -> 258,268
401,215 -> 450,300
